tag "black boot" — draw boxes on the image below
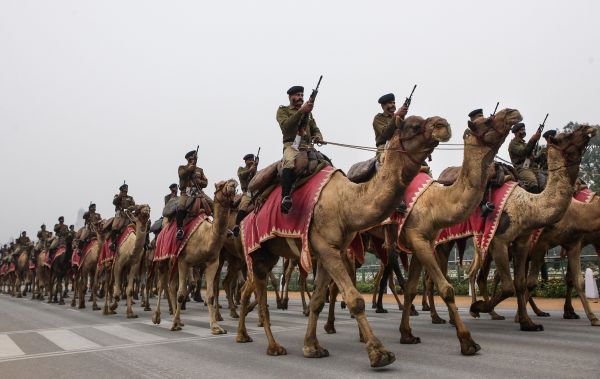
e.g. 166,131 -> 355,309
396,200 -> 407,214
232,210 -> 248,237
480,201 -> 495,218
176,209 -> 186,240
110,230 -> 119,251
281,168 -> 294,214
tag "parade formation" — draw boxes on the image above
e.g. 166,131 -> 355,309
1,81 -> 599,369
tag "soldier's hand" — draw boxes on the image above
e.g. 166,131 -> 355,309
395,104 -> 409,120
532,129 -> 542,141
299,101 -> 314,113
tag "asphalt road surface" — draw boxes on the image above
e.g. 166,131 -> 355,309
0,293 -> 598,379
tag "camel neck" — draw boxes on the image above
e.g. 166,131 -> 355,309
343,131 -> 428,231
211,198 -> 231,238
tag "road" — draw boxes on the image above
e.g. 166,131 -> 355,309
0,293 -> 598,378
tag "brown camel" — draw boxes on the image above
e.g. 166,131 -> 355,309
168,179 -> 238,333
236,115 -> 451,368
101,204 -> 151,318
358,108 -> 520,355
470,125 -> 597,331
13,244 -> 34,298
70,236 -> 101,310
524,192 -> 600,326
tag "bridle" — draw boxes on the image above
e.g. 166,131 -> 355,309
546,136 -> 587,171
466,115 -> 509,149
393,117 -> 438,165
213,182 -> 236,208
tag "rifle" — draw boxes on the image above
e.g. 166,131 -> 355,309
534,113 -> 549,150
404,84 -> 417,108
255,147 -> 261,166
491,102 -> 499,116
299,75 -> 323,133
195,144 -> 199,159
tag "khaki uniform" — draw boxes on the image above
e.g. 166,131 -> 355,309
112,194 -> 135,231
177,164 -> 213,212
164,193 -> 178,205
51,223 -> 69,250
16,236 -> 31,248
37,229 -> 52,249
237,164 -> 257,211
83,210 -> 102,226
373,112 -> 395,161
276,105 -> 322,169
508,137 -> 539,191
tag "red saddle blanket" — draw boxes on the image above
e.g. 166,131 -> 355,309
97,226 -> 135,267
435,181 -> 518,259
72,240 -> 98,268
242,165 -> 338,274
8,262 -> 16,273
28,259 -> 35,270
44,247 -> 67,268
154,215 -> 208,262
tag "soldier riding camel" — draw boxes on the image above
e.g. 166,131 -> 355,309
37,224 -> 52,250
79,202 -> 101,249
165,183 -> 178,205
48,216 -> 69,260
276,85 -> 324,213
233,153 -> 258,237
176,150 -> 213,240
508,122 -> 542,192
110,183 -> 135,251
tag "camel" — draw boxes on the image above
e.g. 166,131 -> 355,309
70,231 -> 101,310
345,108 -> 519,355
523,192 -> 600,326
469,125 -> 597,331
100,204 -> 151,318
236,115 -> 451,368
165,179 -> 238,333
13,244 -> 34,298
42,235 -> 75,305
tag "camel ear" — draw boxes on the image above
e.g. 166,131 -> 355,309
548,135 -> 558,145
467,121 -> 476,131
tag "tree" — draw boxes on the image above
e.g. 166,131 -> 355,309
562,122 -> 600,192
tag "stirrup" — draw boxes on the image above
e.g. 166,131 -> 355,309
176,228 -> 185,240
281,196 -> 293,214
481,201 -> 495,218
396,201 -> 407,214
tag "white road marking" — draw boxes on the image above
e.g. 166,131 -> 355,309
0,334 -> 25,358
94,324 -> 166,343
38,329 -> 101,351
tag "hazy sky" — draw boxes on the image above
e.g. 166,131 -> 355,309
1,0 -> 599,242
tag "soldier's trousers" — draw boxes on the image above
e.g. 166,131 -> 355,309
282,143 -> 300,169
516,167 -> 540,192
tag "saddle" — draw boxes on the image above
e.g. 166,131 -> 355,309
437,162 -> 517,188
149,217 -> 164,235
347,157 -> 377,183
248,149 -> 332,196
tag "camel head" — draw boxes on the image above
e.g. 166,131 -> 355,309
397,115 -> 451,155
129,204 -> 151,225
466,108 -> 522,149
547,124 -> 597,177
214,179 -> 239,208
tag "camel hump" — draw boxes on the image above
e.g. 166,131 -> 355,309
437,166 -> 461,185
248,160 -> 279,194
347,157 -> 377,183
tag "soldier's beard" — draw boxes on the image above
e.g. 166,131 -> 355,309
294,99 -> 304,107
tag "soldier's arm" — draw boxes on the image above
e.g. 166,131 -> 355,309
112,195 -> 121,207
309,116 -> 323,141
83,211 -> 90,220
508,141 -> 526,162
277,107 -> 304,136
237,167 -> 251,182
524,138 -> 538,157
198,169 -> 208,189
53,224 -> 60,233
374,116 -> 396,146
37,231 -> 42,239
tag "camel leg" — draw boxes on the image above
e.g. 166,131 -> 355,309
57,277 -> 65,305
389,257 -> 405,311
125,268 -> 138,318
372,263 -> 384,309
91,269 -> 100,311
303,260 -> 331,358
300,274 -> 310,317
407,236 -> 480,356
375,264 -> 391,313
324,282 -> 339,334
213,259 -> 224,321
223,261 -> 239,318
236,277 -> 255,343
268,271 -> 281,308
471,240 -> 514,315
204,258 -> 226,334
512,238 -> 543,331
467,255 -> 480,318
565,243 -> 600,326
110,261 -> 123,312
144,264 -> 153,312
71,272 -> 78,307
281,259 -> 293,310
314,242 -> 395,368
524,242 -> 551,317
170,262 -> 187,331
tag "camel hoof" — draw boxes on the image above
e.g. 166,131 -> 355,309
340,301 -> 346,309
230,311 -> 239,319
460,340 -> 481,356
127,313 -> 138,319
400,335 -> 421,344
368,349 -> 395,368
152,313 -> 161,324
520,323 -> 544,332
71,301 -> 76,308
144,306 -> 152,312
78,303 -> 85,309
133,294 -> 139,300
470,300 -> 491,314
216,313 -> 224,322
236,334 -> 253,343
303,309 -> 310,317
563,312 -> 580,320
59,300 -> 65,305
590,318 -> 600,326
193,295 -> 203,303
371,303 -> 377,309
109,303 -> 118,311
93,305 -> 101,311
537,312 -> 550,318
490,314 -> 505,320
410,307 -> 419,316
375,308 -> 388,314
267,344 -> 287,356
170,325 -> 182,331
303,345 -> 329,358
431,316 -> 447,324
211,326 -> 227,335
324,323 -> 336,334
422,304 -> 431,312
